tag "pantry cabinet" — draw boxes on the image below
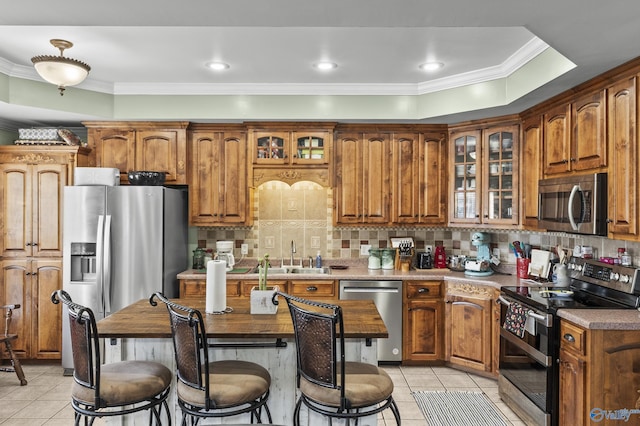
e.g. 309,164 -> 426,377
84,121 -> 189,184
543,90 -> 607,176
393,131 -> 447,225
188,125 -> 249,226
403,280 -> 444,363
449,121 -> 519,226
607,77 -> 638,239
0,146 -> 89,360
334,131 -> 391,225
445,281 -> 496,375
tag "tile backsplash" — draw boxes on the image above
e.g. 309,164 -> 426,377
195,181 -> 640,267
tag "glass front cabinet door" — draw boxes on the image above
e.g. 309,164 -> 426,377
250,127 -> 332,165
483,128 -> 517,223
451,131 -> 481,223
449,124 -> 519,226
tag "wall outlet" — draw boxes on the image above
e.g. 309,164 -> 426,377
241,244 -> 249,255
360,244 -> 372,255
425,245 -> 433,253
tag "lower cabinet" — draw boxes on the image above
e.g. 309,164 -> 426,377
559,319 -> 640,426
0,259 -> 63,359
444,281 -> 497,375
179,279 -> 241,298
180,278 -> 341,299
402,280 -> 444,364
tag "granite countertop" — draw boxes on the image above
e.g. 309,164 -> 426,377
177,260 -> 640,330
557,309 -> 640,330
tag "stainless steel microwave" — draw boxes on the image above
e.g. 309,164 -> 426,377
538,173 -> 608,236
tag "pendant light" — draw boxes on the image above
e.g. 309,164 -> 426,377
31,39 -> 91,96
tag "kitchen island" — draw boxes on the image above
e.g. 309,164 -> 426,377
97,297 -> 387,425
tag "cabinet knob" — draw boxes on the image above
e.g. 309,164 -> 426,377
31,242 -> 37,246
570,158 -> 576,162
26,242 -> 31,246
306,286 -> 318,292
418,288 -> 430,294
563,333 -> 575,343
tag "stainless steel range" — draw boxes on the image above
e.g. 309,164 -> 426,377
497,257 -> 640,426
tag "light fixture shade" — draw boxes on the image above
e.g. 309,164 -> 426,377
31,39 -> 91,95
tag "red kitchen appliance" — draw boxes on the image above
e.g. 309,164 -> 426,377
434,246 -> 447,268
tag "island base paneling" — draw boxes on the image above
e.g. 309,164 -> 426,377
102,337 -> 378,425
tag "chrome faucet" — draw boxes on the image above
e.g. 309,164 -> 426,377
290,240 -> 296,266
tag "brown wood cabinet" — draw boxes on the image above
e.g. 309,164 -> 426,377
520,115 -> 543,229
188,125 -> 249,226
393,132 -> 447,225
558,320 -> 587,426
403,280 -> 444,364
558,319 -> 640,426
334,131 -> 391,225
449,121 -> 519,226
84,121 -> 189,184
0,146 -> 89,359
288,279 -> 337,300
543,91 -> 607,176
445,281 -> 496,375
607,77 -> 638,240
247,122 -> 335,188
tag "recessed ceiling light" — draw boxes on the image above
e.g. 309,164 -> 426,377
314,62 -> 338,71
205,61 -> 230,71
419,62 -> 444,72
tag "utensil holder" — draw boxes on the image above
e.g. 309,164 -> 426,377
517,258 -> 530,279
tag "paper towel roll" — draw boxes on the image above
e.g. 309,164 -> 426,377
206,260 -> 227,313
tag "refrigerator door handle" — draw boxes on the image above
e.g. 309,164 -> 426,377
103,215 -> 113,315
96,215 -> 106,314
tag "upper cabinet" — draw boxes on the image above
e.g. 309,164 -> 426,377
188,125 -> 249,226
543,90 -> 607,176
83,121 -> 189,185
449,122 -> 519,226
334,131 -> 391,225
393,131 -> 447,225
520,115 -> 543,229
607,76 -> 638,240
247,122 -> 336,187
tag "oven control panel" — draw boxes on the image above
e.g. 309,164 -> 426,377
568,257 -> 639,294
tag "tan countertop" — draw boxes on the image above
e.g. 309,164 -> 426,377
557,309 -> 640,330
177,261 -> 640,330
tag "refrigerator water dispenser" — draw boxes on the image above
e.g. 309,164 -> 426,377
70,242 -> 97,282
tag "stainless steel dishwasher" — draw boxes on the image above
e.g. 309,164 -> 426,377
339,280 -> 402,362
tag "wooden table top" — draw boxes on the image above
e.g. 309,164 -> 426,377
97,297 -> 388,339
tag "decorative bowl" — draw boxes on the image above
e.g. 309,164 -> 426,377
127,171 -> 166,186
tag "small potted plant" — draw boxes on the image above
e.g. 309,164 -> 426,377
251,254 -> 279,314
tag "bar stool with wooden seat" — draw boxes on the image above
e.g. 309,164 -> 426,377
150,292 -> 273,425
0,304 -> 27,385
51,290 -> 172,426
277,292 -> 401,425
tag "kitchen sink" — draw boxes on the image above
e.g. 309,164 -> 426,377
287,267 -> 331,274
249,266 -> 331,275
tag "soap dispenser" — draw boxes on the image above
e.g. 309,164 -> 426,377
316,251 -> 322,268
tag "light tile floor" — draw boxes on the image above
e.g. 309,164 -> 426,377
0,363 -> 527,425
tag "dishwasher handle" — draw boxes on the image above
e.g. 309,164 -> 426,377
342,287 -> 400,294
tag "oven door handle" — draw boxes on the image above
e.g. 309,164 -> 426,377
500,328 -> 553,367
497,295 -> 511,306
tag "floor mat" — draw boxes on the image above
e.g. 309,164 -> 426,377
412,390 -> 508,425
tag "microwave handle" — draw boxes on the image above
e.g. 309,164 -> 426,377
568,184 -> 580,231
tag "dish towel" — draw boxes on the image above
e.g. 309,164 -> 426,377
503,301 -> 528,338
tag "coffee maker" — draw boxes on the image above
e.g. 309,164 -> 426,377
216,241 -> 235,271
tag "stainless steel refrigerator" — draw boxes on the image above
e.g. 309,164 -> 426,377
62,185 -> 188,371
